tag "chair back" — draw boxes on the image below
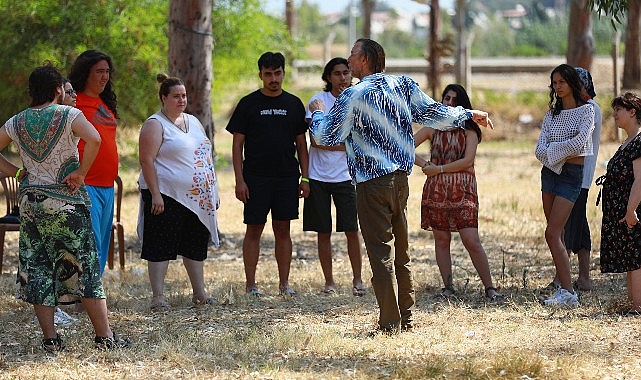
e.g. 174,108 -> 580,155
114,175 -> 122,222
0,174 -> 19,217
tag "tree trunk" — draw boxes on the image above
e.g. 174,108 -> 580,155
362,0 -> 375,39
429,0 -> 441,98
623,0 -> 641,89
566,0 -> 594,69
285,0 -> 296,36
168,0 -> 214,145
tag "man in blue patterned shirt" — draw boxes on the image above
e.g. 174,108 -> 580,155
309,38 -> 493,334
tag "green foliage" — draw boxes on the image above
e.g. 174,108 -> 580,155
588,0 -> 627,26
212,0 -> 294,114
470,4 -> 618,58
377,30 -> 426,58
296,0 -> 326,45
513,16 -> 568,56
471,18 -> 516,56
0,0 -> 168,126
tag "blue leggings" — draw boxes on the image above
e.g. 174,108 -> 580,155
86,185 -> 115,274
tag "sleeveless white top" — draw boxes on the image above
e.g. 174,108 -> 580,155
137,111 -> 219,246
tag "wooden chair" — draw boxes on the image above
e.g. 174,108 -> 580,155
107,175 -> 125,270
0,173 -> 20,273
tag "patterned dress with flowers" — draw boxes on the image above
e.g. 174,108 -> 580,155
600,134 -> 641,273
421,128 -> 478,231
137,112 -> 219,246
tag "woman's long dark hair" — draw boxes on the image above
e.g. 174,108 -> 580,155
68,50 -> 118,118
441,84 -> 482,142
548,63 -> 585,116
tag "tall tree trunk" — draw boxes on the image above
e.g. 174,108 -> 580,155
623,0 -> 641,89
169,0 -> 214,144
566,0 -> 594,69
362,0 -> 375,39
285,0 -> 296,36
429,0 -> 441,98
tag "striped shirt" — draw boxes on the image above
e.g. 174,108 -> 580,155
535,103 -> 595,174
309,73 -> 472,183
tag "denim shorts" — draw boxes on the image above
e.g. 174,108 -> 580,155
541,163 -> 583,202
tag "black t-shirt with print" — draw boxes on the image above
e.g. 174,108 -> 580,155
226,89 -> 307,177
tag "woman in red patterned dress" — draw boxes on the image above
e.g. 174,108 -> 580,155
414,84 -> 503,302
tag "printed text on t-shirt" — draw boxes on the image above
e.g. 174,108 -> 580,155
260,109 -> 288,116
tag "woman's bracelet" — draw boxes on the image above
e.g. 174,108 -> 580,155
14,168 -> 22,181
300,177 -> 309,183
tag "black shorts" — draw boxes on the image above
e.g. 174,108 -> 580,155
140,189 -> 209,262
243,174 -> 299,224
303,179 -> 358,233
564,188 -> 591,253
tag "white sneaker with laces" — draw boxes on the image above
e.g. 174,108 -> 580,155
544,288 -> 579,307
54,307 -> 78,326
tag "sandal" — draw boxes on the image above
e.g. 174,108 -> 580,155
95,331 -> 132,350
322,287 -> 336,295
352,286 -> 366,297
485,287 -> 505,304
192,297 -> 216,306
41,333 -> 65,353
279,287 -> 297,297
246,288 -> 262,297
150,295 -> 169,312
434,286 -> 456,299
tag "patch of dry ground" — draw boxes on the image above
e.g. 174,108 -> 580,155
1,130 -> 640,379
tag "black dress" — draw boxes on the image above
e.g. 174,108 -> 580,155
600,134 -> 641,273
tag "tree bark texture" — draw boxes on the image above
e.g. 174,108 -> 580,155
623,0 -> 641,89
286,0 -> 296,37
429,0 -> 441,98
362,0 -> 375,39
168,0 -> 214,144
566,0 -> 594,69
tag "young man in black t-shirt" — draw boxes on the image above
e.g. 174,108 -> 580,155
226,52 -> 309,297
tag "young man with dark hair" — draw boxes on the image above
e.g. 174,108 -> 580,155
226,52 -> 309,297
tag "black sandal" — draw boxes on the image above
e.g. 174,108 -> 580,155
95,331 -> 132,350
485,287 -> 505,304
41,333 -> 65,353
434,286 -> 456,299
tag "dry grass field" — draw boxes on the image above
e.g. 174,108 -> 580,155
1,125 -> 640,379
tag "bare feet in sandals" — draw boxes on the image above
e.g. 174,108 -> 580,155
352,280 -> 366,296
192,292 -> 216,306
322,284 -> 337,294
151,295 -> 169,312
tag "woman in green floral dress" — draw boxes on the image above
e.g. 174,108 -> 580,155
0,63 -> 130,352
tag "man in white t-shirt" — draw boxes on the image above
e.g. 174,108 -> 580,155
304,57 -> 365,296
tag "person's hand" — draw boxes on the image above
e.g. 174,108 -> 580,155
298,181 -> 310,198
620,210 -> 639,230
421,162 -> 440,177
61,170 -> 85,193
470,110 -> 493,129
235,181 -> 249,203
309,99 -> 326,113
150,192 -> 164,215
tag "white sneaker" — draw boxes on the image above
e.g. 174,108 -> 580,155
54,307 -> 78,326
544,288 -> 579,307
